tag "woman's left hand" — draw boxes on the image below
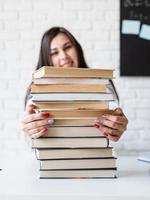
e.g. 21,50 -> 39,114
94,108 -> 128,142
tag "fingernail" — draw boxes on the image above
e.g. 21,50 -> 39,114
103,131 -> 108,136
42,113 -> 50,118
43,128 -> 48,132
93,123 -> 100,129
48,118 -> 54,124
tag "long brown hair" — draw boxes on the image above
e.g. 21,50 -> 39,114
36,27 -> 88,69
25,26 -> 118,106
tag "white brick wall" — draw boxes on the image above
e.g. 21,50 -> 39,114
0,0 -> 150,155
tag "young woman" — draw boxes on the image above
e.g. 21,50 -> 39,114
22,26 -> 128,141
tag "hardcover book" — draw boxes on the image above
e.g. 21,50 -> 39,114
32,137 -> 109,149
35,148 -> 113,160
33,66 -> 114,78
40,157 -> 116,170
40,169 -> 117,179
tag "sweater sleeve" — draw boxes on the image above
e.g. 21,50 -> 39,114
107,83 -> 119,110
25,94 -> 34,111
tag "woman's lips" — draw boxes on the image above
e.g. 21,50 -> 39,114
62,61 -> 73,67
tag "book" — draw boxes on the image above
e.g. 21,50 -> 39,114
33,66 -> 114,79
40,169 -> 117,179
31,66 -> 117,179
32,137 -> 109,149
138,152 -> 150,163
34,101 -> 109,110
33,77 -> 110,85
35,148 -> 113,160
32,92 -> 114,101
31,84 -> 108,93
36,109 -> 113,118
41,126 -> 104,137
51,117 -> 97,126
40,157 -> 116,170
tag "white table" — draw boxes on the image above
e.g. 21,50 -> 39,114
0,152 -> 150,200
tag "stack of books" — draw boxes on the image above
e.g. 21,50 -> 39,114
31,66 -> 117,179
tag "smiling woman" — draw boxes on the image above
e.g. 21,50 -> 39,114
22,26 -> 128,142
50,33 -> 78,68
36,27 -> 88,69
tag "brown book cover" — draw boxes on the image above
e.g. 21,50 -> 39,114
41,126 -> 104,138
37,109 -> 113,118
33,66 -> 114,79
40,157 -> 116,170
40,169 -> 117,179
51,117 -> 97,126
35,147 -> 113,160
31,84 -> 107,93
34,101 -> 109,110
32,137 -> 109,149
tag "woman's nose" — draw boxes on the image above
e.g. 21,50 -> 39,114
59,50 -> 68,60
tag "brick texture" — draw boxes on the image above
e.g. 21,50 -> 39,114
0,0 -> 150,154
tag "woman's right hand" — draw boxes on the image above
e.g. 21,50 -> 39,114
21,104 -> 54,139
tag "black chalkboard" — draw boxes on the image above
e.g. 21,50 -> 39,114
120,0 -> 150,76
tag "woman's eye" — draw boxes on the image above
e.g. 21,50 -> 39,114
64,45 -> 72,50
51,52 -> 58,56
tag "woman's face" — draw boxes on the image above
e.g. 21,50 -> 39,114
50,33 -> 79,68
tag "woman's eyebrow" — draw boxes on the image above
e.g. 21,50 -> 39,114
50,48 -> 57,52
50,41 -> 71,51
64,41 -> 71,46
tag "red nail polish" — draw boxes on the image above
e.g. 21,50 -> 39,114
93,123 -> 100,129
103,131 -> 108,136
42,113 -> 50,118
43,128 -> 48,132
